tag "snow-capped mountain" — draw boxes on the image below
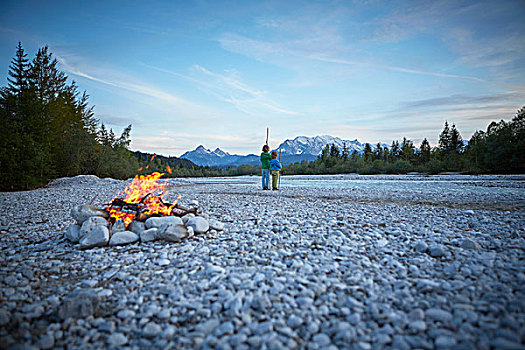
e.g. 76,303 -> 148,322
181,136 -> 388,167
279,135 -> 367,156
180,145 -> 258,167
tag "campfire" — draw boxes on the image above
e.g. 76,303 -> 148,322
105,171 -> 196,226
66,170 -> 223,249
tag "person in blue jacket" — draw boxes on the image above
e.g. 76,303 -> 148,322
269,151 -> 282,190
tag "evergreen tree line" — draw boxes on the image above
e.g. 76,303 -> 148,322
0,43 -> 257,191
0,43 -> 142,190
284,110 -> 525,175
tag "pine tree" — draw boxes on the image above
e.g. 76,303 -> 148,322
363,143 -> 373,162
374,142 -> 383,160
419,138 -> 431,163
341,142 -> 348,161
30,46 -> 67,103
389,140 -> 400,159
7,42 -> 29,96
449,124 -> 463,153
439,121 -> 451,153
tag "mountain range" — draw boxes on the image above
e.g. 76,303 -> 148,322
181,135 -> 388,167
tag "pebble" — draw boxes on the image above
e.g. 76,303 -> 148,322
37,334 -> 55,349
107,332 -> 128,346
145,216 -> 183,229
156,223 -> 188,242
140,228 -> 158,242
435,335 -> 457,348
57,289 -> 99,320
428,244 -> 445,257
108,231 -> 139,246
143,322 -> 162,337
425,308 -> 453,323
186,216 -> 210,234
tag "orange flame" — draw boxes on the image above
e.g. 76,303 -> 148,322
150,154 -> 157,162
166,165 -> 172,174
106,172 -> 180,226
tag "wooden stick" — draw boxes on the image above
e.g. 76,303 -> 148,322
266,128 -> 269,145
279,149 -> 282,189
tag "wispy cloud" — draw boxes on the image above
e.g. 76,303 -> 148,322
56,55 -> 203,111
310,55 -> 485,82
403,91 -> 525,109
144,62 -> 298,116
219,33 -> 485,82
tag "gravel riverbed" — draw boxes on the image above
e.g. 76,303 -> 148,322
0,175 -> 524,349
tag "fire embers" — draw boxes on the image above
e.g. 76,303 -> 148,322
105,172 -> 180,227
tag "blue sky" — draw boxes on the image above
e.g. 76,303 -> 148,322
1,0 -> 524,156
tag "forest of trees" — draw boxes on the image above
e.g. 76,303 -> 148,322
0,43 -> 257,191
1,43 -> 523,191
284,110 -> 525,176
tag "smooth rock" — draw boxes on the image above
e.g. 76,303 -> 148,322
313,333 -> 331,346
79,225 -> 110,249
287,315 -> 303,328
426,308 -> 453,323
157,223 -> 188,242
428,244 -> 445,257
38,334 -> 55,349
108,332 -> 128,347
408,320 -> 427,332
80,216 -> 109,235
145,216 -> 183,229
460,238 -> 480,250
57,289 -> 99,320
140,228 -> 158,242
128,220 -> 146,234
186,216 -> 209,234
435,335 -> 457,348
109,231 -> 139,246
0,309 -> 10,326
143,322 -> 162,337
65,224 -> 82,243
414,241 -> 428,253
158,258 -> 170,266
117,309 -> 136,319
111,219 -> 126,234
182,214 -> 195,225
209,219 -> 225,231
71,204 -> 109,224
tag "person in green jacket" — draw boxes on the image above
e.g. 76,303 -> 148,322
260,145 -> 271,190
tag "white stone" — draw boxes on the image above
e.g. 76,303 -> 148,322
145,216 -> 183,229
80,216 -> 109,240
186,216 -> 209,234
79,226 -> 110,249
109,231 -> 139,246
66,224 -> 81,243
128,220 -> 145,234
143,322 -> 162,337
182,214 -> 195,225
157,224 -> 188,242
460,238 -> 480,250
71,204 -> 108,224
209,219 -> 225,231
108,332 -> 128,347
140,228 -> 158,242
